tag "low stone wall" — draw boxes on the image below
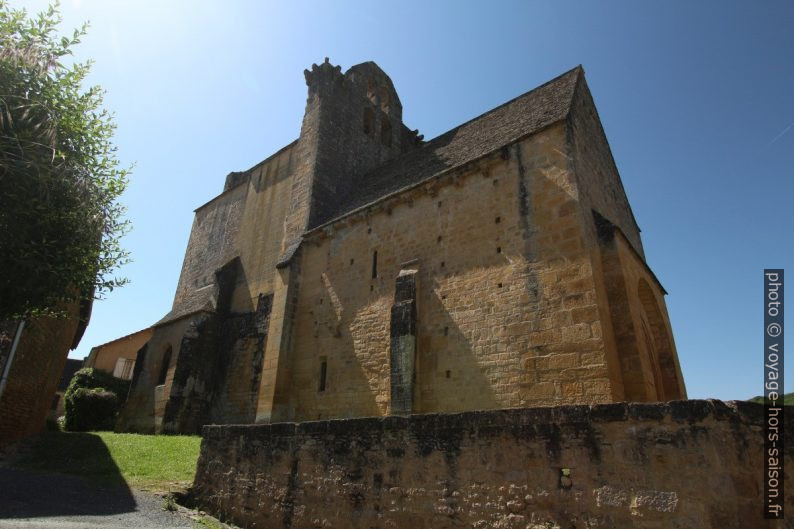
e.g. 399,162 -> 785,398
192,400 -> 792,528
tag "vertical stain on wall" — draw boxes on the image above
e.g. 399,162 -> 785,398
389,269 -> 417,415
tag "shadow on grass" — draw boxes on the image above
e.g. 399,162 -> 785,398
0,431 -> 136,518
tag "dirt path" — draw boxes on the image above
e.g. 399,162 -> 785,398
0,467 -> 200,529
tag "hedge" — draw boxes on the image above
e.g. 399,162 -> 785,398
64,388 -> 118,431
63,367 -> 130,431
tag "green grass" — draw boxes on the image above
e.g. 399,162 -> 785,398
193,516 -> 233,529
16,431 -> 201,492
748,392 -> 794,405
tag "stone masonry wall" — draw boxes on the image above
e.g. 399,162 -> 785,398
169,181 -> 247,321
608,231 -> 685,401
232,144 -> 295,312
284,125 -> 619,421
117,316 -> 194,433
193,400 -> 792,529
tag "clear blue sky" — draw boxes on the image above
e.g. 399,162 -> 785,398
18,0 -> 792,401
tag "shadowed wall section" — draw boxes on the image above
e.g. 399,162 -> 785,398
193,400 -> 792,529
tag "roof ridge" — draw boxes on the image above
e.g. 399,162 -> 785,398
420,65 -> 583,147
90,326 -> 151,350
358,65 -> 583,180
318,65 -> 583,227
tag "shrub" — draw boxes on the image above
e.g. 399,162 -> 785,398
64,387 -> 118,431
66,367 -> 130,401
63,367 -> 130,431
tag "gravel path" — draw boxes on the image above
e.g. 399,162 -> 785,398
0,467 -> 199,529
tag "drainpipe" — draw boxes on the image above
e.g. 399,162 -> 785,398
0,320 -> 26,402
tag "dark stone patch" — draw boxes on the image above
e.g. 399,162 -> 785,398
729,400 -> 764,425
390,271 -> 417,415
628,402 -> 668,421
385,445 -> 405,458
670,399 -> 712,423
592,209 -> 616,246
298,419 -> 329,436
268,422 -> 298,436
281,456 -> 299,529
541,423 -> 563,463
590,402 -> 628,422
553,404 -> 591,424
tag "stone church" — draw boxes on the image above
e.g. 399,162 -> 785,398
116,60 -> 686,434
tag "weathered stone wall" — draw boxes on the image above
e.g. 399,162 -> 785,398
282,125 -> 621,421
596,224 -> 685,402
232,143 -> 296,312
117,316 -> 194,433
192,400 -> 792,529
163,293 -> 274,433
169,181 -> 247,321
280,60 -> 419,267
119,140 -> 294,432
208,293 -> 273,425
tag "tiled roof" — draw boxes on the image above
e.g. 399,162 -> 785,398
155,290 -> 214,327
321,65 -> 582,226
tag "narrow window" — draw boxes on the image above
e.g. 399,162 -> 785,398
319,358 -> 328,392
380,88 -> 391,113
157,346 -> 172,386
363,108 -> 374,136
381,119 -> 392,146
367,78 -> 377,103
372,251 -> 378,279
